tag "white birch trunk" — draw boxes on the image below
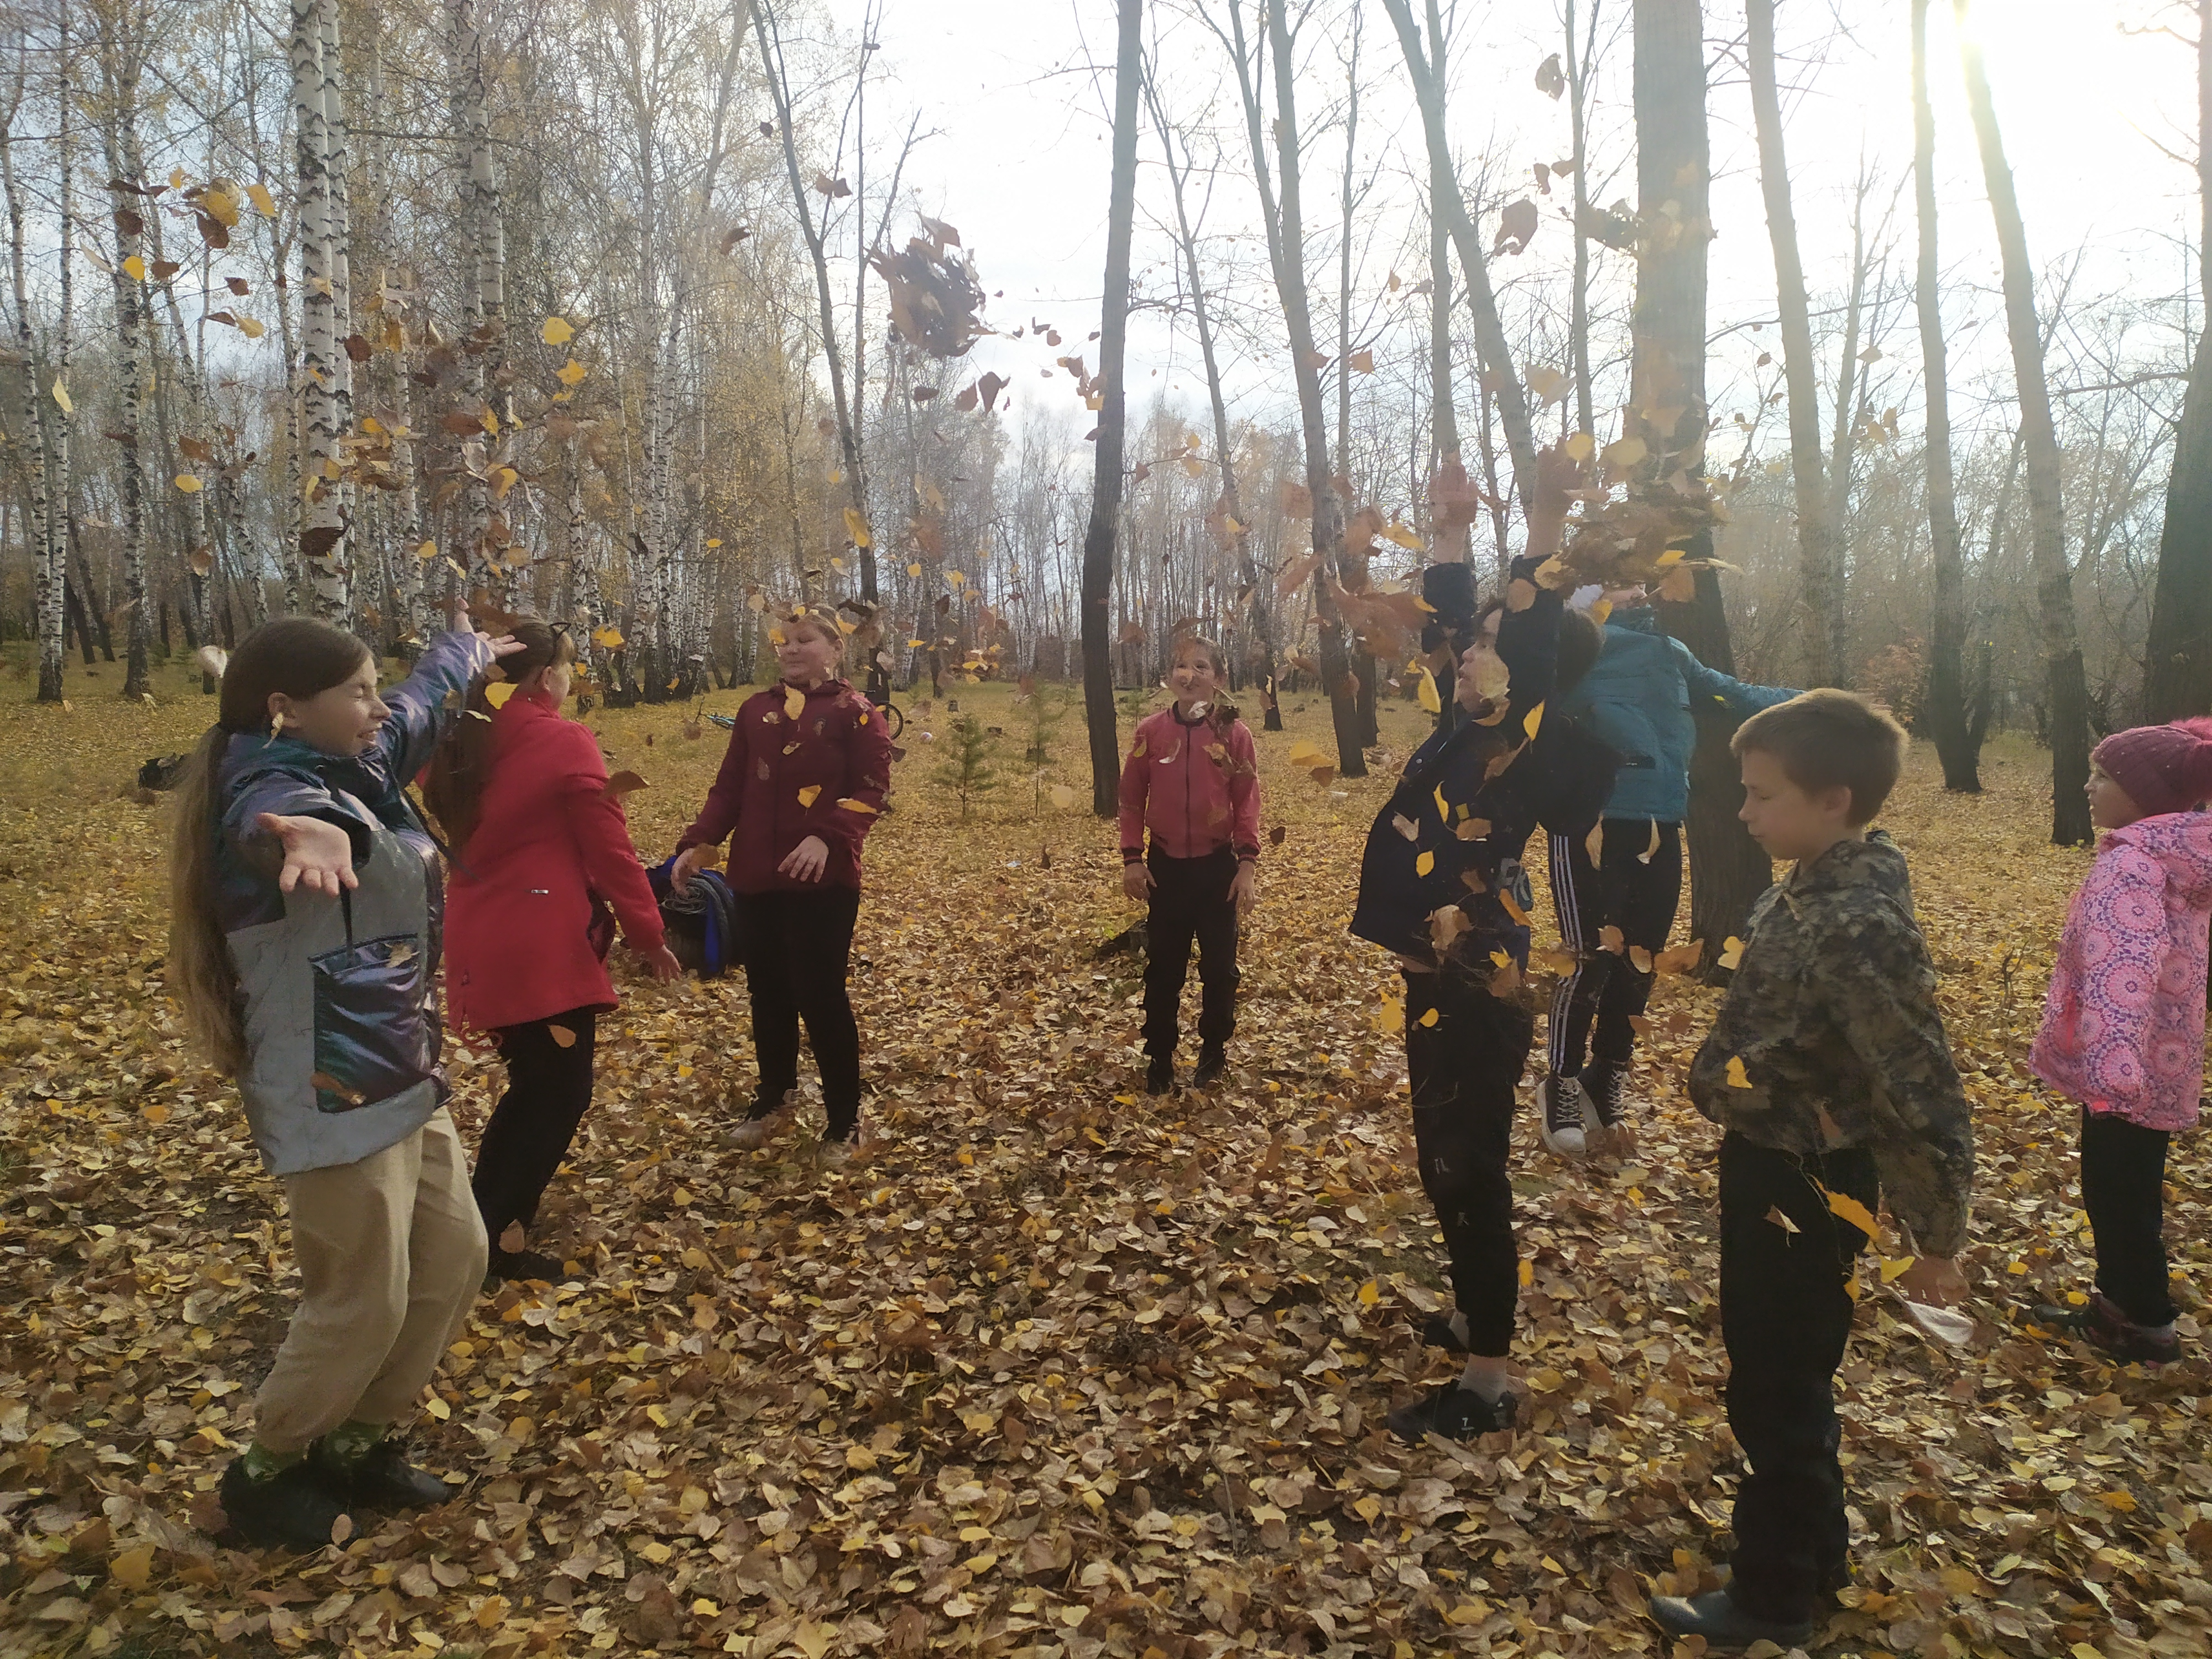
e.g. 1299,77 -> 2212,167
291,0 -> 347,621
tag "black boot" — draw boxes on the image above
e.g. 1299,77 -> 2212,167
486,1246 -> 578,1285
1144,1058 -> 1175,1096
216,1456 -> 352,1550
311,1436 -> 457,1511
1192,1045 -> 1228,1088
1386,1382 -> 1518,1444
1647,1590 -> 1813,1650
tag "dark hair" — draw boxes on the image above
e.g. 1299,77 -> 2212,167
169,617 -> 376,1076
1732,688 -> 1907,826
422,620 -> 574,858
1553,610 -> 1602,700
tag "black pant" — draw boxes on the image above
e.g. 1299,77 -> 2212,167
1719,1132 -> 1876,1624
473,1008 -> 598,1248
1142,847 -> 1240,1061
1546,818 -> 1682,1078
735,885 -> 863,1139
1404,972 -> 1532,1357
2081,1108 -> 2176,1326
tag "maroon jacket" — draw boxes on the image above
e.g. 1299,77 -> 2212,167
1118,704 -> 1262,864
445,687 -> 665,1031
678,677 -> 894,892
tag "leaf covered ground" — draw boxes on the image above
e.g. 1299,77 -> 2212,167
3,656 -> 2211,1659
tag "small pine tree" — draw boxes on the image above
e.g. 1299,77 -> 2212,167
933,714 -> 999,818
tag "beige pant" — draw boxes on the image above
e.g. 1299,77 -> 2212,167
253,1108 -> 488,1453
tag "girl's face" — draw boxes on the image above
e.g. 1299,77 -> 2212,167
272,657 -> 388,757
2086,761 -> 2144,832
526,656 -> 574,705
1170,645 -> 1222,708
777,622 -> 843,686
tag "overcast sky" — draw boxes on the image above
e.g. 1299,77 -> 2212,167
813,1 -> 2198,464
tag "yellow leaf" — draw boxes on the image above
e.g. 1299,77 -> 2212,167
1725,1056 -> 1754,1089
1375,994 -> 1405,1034
51,378 -> 71,414
836,797 -> 878,813
1522,701 -> 1544,739
1382,519 -> 1423,550
1416,667 -> 1441,713
201,187 -> 237,227
1518,1259 -> 1534,1287
1415,849 -> 1435,877
706,537 -> 722,549
122,254 -> 147,281
1601,435 -> 1648,470
1416,1006 -> 1439,1027
906,561 -> 924,577
174,473 -> 203,493
424,1394 -> 451,1420
556,357 -> 587,385
592,625 -> 624,649
1821,1184 -> 1884,1245
484,681 -> 517,709
415,539 -> 437,562
797,784 -> 822,807
247,180 -> 276,217
1563,431 -> 1595,463
109,1545 -> 154,1590
1879,1255 -> 1917,1283
1433,782 -> 1451,821
475,1594 -> 510,1627
1050,785 -> 1078,810
1357,1279 -> 1380,1306
842,507 -> 873,548
1719,935 -> 1745,970
1584,820 -> 1604,868
784,686 -> 806,719
1655,546 -> 1688,570
2098,1490 -> 2138,1512
237,317 -> 265,339
540,315 -> 575,345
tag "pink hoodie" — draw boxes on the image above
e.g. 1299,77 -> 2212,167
2031,810 -> 2212,1132
1118,705 -> 1262,864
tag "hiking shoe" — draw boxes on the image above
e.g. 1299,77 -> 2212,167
1581,1062 -> 1627,1131
818,1135 -> 858,1171
2032,1290 -> 2182,1365
486,1247 -> 575,1285
1538,1074 -> 1587,1157
1386,1382 -> 1519,1444
1647,1590 -> 1813,1651
728,1096 -> 794,1151
310,1437 -> 456,1511
1144,1060 -> 1175,1097
216,1456 -> 352,1551
1192,1046 -> 1228,1089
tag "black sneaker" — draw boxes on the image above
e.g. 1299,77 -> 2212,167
487,1247 -> 576,1285
310,1437 -> 457,1511
1647,1590 -> 1813,1651
216,1456 -> 352,1550
1386,1382 -> 1519,1444
2031,1291 -> 2182,1365
1192,1046 -> 1228,1088
1581,1062 -> 1627,1131
1538,1074 -> 1587,1157
1418,1313 -> 1471,1353
1144,1060 -> 1175,1096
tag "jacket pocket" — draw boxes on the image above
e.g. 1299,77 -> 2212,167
310,933 -> 434,1113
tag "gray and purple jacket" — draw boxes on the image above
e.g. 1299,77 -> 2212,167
211,629 -> 488,1176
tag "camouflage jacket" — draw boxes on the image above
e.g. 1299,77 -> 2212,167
1688,831 -> 1975,1256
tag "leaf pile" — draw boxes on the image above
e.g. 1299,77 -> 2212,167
2,667 -> 2210,1659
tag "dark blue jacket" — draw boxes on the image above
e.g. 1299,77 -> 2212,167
1556,608 -> 1794,823
211,629 -> 487,1175
1351,561 -> 1619,975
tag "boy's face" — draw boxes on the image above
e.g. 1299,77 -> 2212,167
1738,747 -> 1859,864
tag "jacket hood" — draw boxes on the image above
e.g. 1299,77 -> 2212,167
2105,811 -> 2212,905
1788,829 -> 1911,906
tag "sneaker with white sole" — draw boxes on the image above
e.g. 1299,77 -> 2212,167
728,1101 -> 794,1151
1539,1074 -> 1587,1157
1581,1063 -> 1627,1133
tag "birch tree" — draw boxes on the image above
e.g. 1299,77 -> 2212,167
1,39 -> 56,702
291,0 -> 348,623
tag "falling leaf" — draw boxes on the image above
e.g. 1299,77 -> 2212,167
1820,1183 -> 1883,1244
784,687 -> 806,719
1652,940 -> 1703,975
484,681 -> 517,709
1765,1205 -> 1802,1235
547,1024 -> 577,1048
121,254 -> 146,282
1724,1056 -> 1752,1089
1415,850 -> 1435,877
51,379 -> 71,414
843,507 -> 873,548
557,358 -> 587,385
541,316 -> 575,345
1525,366 -> 1567,404
602,770 -> 648,802
1535,51 -> 1566,97
1416,668 -> 1441,713
174,473 -> 202,493
1584,821 -> 1604,868
1719,935 -> 1745,969
837,797 -> 878,813
1417,1006 -> 1439,1027
1522,701 -> 1544,739
1493,199 -> 1540,256
797,785 -> 822,807
593,625 -> 625,650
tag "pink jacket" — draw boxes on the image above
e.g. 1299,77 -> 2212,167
1118,705 -> 1261,864
2031,811 -> 2212,1132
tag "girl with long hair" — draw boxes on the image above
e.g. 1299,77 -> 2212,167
671,606 -> 894,1163
426,621 -> 679,1284
1117,633 -> 1261,1094
166,611 -> 518,1550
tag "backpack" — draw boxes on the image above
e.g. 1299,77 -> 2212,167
647,858 -> 742,978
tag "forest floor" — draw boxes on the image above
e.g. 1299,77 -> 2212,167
2,649 -> 2210,1659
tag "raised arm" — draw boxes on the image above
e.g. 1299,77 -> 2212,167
374,627 -> 494,785
1662,628 -> 1797,721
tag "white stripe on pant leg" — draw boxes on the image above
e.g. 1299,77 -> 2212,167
1547,831 -> 1585,1076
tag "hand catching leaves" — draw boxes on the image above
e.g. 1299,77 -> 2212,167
258,812 -> 357,897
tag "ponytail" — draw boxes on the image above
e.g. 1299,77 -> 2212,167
167,725 -> 248,1075
421,619 -> 572,860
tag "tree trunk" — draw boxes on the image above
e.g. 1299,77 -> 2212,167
449,0 -> 501,601
1,72 -> 57,702
2142,0 -> 2212,723
98,29 -> 152,698
1081,0 -> 1142,815
1564,0 -> 1599,438
1745,0 -> 1838,688
1957,0 -> 2091,845
44,0 -> 76,691
1635,0 -> 1774,964
292,0 -> 348,623
1913,0 -> 1978,787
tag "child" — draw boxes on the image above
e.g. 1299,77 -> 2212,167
1650,690 -> 1973,1648
1350,538 -> 1615,1444
1118,633 -> 1261,1094
427,621 -> 680,1285
167,613 -> 518,1550
2027,721 -> 2212,1365
671,606 -> 894,1162
1542,588 -> 1794,1156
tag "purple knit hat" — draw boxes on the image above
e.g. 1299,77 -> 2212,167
2091,719 -> 2212,818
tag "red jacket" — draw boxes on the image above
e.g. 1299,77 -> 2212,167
1119,705 -> 1262,864
444,688 -> 665,1032
678,677 -> 894,892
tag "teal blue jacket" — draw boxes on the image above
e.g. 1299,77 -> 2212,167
1556,609 -> 1795,824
